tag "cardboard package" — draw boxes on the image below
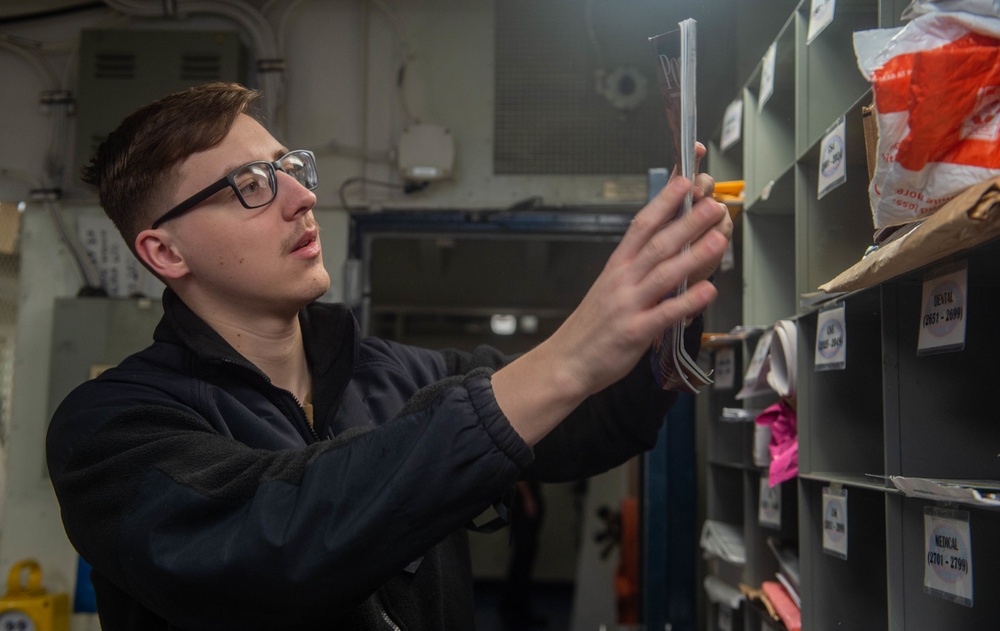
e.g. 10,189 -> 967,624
819,175 -> 1000,293
861,103 -> 878,183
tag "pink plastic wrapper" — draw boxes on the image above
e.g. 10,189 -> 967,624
756,399 -> 798,487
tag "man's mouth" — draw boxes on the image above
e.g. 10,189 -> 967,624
291,228 -> 318,253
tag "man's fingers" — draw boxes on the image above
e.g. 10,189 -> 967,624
693,172 -> 715,200
614,141 -> 713,266
637,279 -> 718,334
610,176 -> 692,265
628,194 -> 727,282
679,279 -> 717,313
709,201 -> 733,241
635,227 -> 728,307
694,141 -> 706,174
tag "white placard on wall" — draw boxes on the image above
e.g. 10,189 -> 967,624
759,42 -> 776,112
917,261 -> 968,355
924,507 -> 973,607
721,99 -> 743,151
815,302 -> 846,371
822,486 -> 848,559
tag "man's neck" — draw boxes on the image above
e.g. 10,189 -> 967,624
201,307 -> 312,405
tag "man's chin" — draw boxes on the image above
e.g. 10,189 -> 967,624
307,276 -> 333,303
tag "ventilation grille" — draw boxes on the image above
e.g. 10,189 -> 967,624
94,52 -> 136,80
181,54 -> 223,81
493,0 -> 673,175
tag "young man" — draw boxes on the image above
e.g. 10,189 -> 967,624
47,82 -> 731,630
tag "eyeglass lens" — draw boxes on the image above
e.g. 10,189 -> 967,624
232,151 -> 317,209
279,151 -> 318,189
234,165 -> 276,208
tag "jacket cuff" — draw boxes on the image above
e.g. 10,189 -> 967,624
464,368 -> 534,470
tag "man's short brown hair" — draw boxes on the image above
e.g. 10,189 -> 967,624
81,82 -> 262,253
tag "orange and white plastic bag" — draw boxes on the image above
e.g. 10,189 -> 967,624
854,0 -> 1000,231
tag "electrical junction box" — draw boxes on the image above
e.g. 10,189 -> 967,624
44,297 -> 163,479
74,28 -> 246,187
396,123 -> 455,181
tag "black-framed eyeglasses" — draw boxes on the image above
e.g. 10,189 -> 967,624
150,149 -> 318,229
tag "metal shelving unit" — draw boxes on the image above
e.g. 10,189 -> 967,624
699,1 -> 1000,629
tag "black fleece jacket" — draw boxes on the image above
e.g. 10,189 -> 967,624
46,289 -> 694,630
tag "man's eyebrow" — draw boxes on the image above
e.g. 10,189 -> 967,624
216,148 -> 289,177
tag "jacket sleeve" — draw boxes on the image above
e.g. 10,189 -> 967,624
385,316 -> 704,483
389,338 -> 672,483
46,368 -> 531,630
527,314 -> 705,482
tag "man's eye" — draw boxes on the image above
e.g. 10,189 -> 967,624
239,180 -> 261,197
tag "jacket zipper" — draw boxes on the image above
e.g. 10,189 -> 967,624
286,390 -> 321,441
219,357 -> 321,441
377,592 -> 403,631
380,607 -> 402,631
219,335 -> 397,627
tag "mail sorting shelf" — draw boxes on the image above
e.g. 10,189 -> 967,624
700,335 -> 801,631
896,497 -> 1000,629
799,478 -> 888,630
796,286 -> 884,483
797,0 -> 881,152
705,244 -> 1000,631
742,10 -> 795,209
796,239 -> 1000,630
795,99 -> 876,302
883,240 -> 1000,629
698,0 -> 1000,628
797,279 -> 888,631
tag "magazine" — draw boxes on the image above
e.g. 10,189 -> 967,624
649,18 -> 713,393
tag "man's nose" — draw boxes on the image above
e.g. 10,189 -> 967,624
276,170 -> 317,218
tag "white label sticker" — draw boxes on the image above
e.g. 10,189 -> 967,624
918,261 -> 968,355
807,0 -> 836,43
818,116 -> 847,199
759,477 -> 781,529
714,346 -> 736,391
721,99 -> 743,151
822,486 -> 848,559
815,302 -> 846,371
924,507 -> 973,607
759,42 -> 776,112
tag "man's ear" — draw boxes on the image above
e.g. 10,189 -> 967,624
135,230 -> 189,280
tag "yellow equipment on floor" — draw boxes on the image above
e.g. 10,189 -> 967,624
0,559 -> 70,631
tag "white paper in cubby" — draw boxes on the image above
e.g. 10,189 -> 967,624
737,330 -> 773,399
